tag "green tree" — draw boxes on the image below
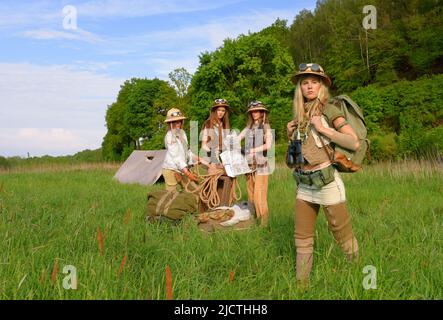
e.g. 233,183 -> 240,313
126,78 -> 177,151
288,0 -> 443,91
169,68 -> 192,98
190,32 -> 295,141
102,79 -> 135,161
102,78 -> 178,160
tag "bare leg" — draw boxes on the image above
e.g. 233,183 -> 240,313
254,174 -> 269,226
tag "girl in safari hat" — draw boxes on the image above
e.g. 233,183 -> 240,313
238,101 -> 273,227
287,63 -> 360,287
201,99 -> 231,165
162,108 -> 210,191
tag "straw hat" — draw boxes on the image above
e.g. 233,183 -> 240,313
211,98 -> 230,110
291,63 -> 332,87
247,100 -> 269,113
164,108 -> 186,123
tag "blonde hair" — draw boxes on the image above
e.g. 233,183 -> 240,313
293,75 -> 330,126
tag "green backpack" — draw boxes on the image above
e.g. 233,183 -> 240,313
146,190 -> 199,222
325,95 -> 370,172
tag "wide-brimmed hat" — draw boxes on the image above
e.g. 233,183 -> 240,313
247,100 -> 269,113
211,98 -> 230,110
291,63 -> 332,87
164,108 -> 186,123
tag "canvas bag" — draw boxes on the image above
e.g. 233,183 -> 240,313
146,190 -> 199,222
323,95 -> 370,172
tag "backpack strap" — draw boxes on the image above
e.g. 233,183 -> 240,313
156,190 -> 176,215
319,133 -> 335,163
163,191 -> 181,215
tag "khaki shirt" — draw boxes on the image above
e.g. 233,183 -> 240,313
301,103 -> 344,166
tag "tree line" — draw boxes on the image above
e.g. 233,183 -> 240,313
102,0 -> 442,162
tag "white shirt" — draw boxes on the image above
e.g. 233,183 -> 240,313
163,129 -> 193,172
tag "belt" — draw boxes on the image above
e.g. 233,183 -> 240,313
293,165 -> 335,187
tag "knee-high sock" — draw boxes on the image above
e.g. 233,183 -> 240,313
295,199 -> 319,254
323,202 -> 359,256
296,253 -> 313,281
295,199 -> 319,280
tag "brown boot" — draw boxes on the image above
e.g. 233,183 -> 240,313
296,253 -> 313,289
342,236 -> 359,262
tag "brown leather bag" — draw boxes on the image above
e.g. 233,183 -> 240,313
320,140 -> 361,173
332,151 -> 361,172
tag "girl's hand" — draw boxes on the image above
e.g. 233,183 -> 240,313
310,116 -> 324,132
183,168 -> 199,182
287,120 -> 298,139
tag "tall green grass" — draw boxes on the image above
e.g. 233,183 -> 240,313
0,161 -> 441,299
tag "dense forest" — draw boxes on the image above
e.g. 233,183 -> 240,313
99,0 -> 442,162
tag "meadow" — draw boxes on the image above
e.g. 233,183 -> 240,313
0,160 -> 441,299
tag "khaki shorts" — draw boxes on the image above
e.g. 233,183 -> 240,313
162,168 -> 179,192
296,169 -> 346,205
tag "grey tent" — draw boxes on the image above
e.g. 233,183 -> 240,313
114,150 -> 167,185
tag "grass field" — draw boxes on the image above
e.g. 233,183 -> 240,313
0,160 -> 441,299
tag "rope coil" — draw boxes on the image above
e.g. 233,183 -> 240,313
184,167 -> 241,210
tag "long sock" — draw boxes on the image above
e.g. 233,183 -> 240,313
295,199 -> 319,281
296,253 -> 313,281
323,202 -> 359,258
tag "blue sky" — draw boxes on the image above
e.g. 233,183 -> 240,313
0,0 -> 316,157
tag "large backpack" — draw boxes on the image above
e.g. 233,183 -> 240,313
326,95 -> 370,172
146,190 -> 199,223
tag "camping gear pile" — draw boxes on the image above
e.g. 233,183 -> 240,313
144,164 -> 256,231
114,146 -> 255,231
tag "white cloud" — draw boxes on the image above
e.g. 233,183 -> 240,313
0,128 -> 106,157
117,9 -> 295,48
0,1 -> 60,29
72,60 -> 124,73
20,28 -> 104,43
0,63 -> 122,157
0,0 -> 243,30
76,0 -> 243,18
96,9 -> 296,77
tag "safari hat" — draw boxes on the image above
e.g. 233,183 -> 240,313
291,63 -> 332,87
164,108 -> 186,123
247,100 -> 269,113
211,98 -> 230,110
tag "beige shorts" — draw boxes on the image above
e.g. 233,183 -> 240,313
162,168 -> 179,192
296,169 -> 346,205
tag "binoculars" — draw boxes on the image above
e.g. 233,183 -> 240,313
286,139 -> 304,168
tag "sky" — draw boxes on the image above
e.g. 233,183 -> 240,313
0,0 -> 316,158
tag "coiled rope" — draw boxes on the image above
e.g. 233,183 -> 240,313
184,167 -> 241,210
